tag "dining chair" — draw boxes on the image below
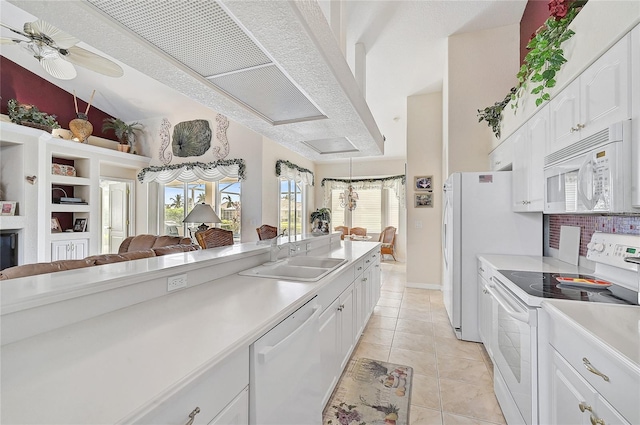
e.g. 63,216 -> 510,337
350,227 -> 367,237
378,226 -> 397,261
195,228 -> 234,249
334,226 -> 349,240
256,224 -> 278,240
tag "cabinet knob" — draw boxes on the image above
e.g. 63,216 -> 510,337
362,277 -> 367,282
570,126 -> 579,133
522,200 -> 527,205
184,407 -> 200,425
337,304 -> 345,311
577,123 -> 585,130
590,415 -> 605,425
578,402 -> 593,413
482,288 -> 489,294
357,267 -> 362,271
495,161 -> 501,166
582,357 -> 609,382
366,259 -> 370,263
479,267 -> 485,272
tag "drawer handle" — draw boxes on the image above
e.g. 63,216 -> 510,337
185,407 -> 200,425
590,415 -> 605,425
362,277 -> 368,282
482,288 -> 489,294
375,265 -> 379,268
582,358 -> 609,382
578,402 -> 593,413
337,304 -> 344,311
357,267 -> 362,271
366,259 -> 370,263
479,267 -> 485,272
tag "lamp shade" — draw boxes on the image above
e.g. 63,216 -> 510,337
183,203 -> 221,231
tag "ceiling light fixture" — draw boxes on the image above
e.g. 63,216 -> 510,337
339,158 -> 359,211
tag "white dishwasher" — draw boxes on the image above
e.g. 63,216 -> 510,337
250,297 -> 322,424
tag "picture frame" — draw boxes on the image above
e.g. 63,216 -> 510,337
415,193 -> 433,208
415,176 -> 432,191
51,217 -> 62,232
73,218 -> 87,232
0,201 -> 17,216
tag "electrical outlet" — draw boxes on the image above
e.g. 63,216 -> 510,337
167,274 -> 187,291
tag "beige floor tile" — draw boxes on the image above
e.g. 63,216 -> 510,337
436,356 -> 492,386
410,373 -> 441,410
382,286 -> 406,294
381,290 -> 404,300
433,322 -> 458,339
377,297 -> 403,308
411,406 -> 443,425
435,338 -> 484,362
396,318 -> 434,336
402,300 -> 431,312
352,341 -> 390,362
392,331 -> 436,353
361,328 -> 395,345
373,305 -> 400,318
399,308 -> 432,322
389,348 -> 437,376
440,379 -> 505,424
405,288 -> 441,297
366,315 -> 398,331
403,291 -> 431,302
442,412 -> 504,425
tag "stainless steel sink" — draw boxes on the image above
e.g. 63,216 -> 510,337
239,256 -> 347,282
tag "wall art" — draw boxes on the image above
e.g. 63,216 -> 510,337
213,114 -> 230,160
415,176 -> 432,191
415,193 -> 433,208
1,201 -> 17,216
172,119 -> 211,157
158,118 -> 173,165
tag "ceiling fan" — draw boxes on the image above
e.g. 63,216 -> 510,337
1,19 -> 123,80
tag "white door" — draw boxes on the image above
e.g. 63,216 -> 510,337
441,176 -> 455,327
101,180 -> 130,254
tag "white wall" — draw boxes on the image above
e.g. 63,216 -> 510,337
314,158 -> 406,260
446,24 -> 520,175
406,93 -> 442,288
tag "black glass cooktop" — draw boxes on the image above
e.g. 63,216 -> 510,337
496,270 -> 639,305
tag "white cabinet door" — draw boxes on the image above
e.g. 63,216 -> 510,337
319,297 -> 340,407
549,78 -> 581,154
631,24 -> 640,209
511,126 -> 529,211
354,279 -> 364,338
526,106 -> 548,211
70,239 -> 88,259
477,274 -> 493,359
51,241 -> 70,261
372,257 -> 381,307
209,387 -> 248,425
489,139 -> 513,171
579,33 -> 630,139
338,285 -> 355,371
549,350 -> 596,425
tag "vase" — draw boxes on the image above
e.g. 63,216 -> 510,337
69,113 -> 93,143
117,144 -> 130,153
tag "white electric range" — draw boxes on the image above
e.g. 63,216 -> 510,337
478,232 -> 640,425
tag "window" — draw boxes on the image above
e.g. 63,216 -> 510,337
279,179 -> 304,236
331,187 -> 399,234
162,178 -> 241,241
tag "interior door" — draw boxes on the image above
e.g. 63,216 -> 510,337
101,181 -> 129,254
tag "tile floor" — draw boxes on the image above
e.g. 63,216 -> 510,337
348,261 -> 505,425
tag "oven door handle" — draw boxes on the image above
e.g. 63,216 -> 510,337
487,280 -> 530,323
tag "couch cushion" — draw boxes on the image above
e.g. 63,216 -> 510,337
126,234 -> 161,253
119,250 -> 156,261
86,254 -> 129,265
152,244 -> 199,256
0,258 -> 95,280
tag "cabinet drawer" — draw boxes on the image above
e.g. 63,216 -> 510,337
134,348 -> 249,424
363,253 -> 375,270
354,258 -> 365,276
548,312 -> 639,424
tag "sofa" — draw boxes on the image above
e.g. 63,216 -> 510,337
0,235 -> 199,280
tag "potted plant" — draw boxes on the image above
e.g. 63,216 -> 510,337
310,207 -> 331,234
102,117 -> 143,153
7,99 -> 60,132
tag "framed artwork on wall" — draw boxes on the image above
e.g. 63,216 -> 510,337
415,193 -> 433,208
1,201 -> 17,216
415,176 -> 432,191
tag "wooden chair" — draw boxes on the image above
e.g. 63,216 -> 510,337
195,228 -> 234,249
378,226 -> 397,261
334,226 -> 349,240
350,227 -> 367,237
256,224 -> 278,240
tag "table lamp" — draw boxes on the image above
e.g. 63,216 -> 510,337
183,203 -> 222,232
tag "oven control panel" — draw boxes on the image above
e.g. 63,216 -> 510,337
587,232 -> 640,270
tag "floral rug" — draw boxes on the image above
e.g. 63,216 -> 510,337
323,358 -> 413,425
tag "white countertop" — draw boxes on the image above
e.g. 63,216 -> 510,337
542,300 -> 640,368
1,240 -> 378,424
478,254 -> 593,274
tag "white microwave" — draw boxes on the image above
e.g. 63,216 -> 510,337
544,120 -> 639,214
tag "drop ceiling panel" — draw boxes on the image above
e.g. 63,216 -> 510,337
303,137 -> 358,155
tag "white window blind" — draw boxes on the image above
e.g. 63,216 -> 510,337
385,189 -> 399,230
351,189 -> 382,233
331,190 -> 345,227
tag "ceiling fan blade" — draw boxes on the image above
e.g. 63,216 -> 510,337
62,46 -> 124,77
0,22 -> 29,38
40,57 -> 77,80
27,19 -> 79,49
1,37 -> 23,45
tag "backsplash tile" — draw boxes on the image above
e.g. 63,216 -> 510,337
548,215 -> 640,256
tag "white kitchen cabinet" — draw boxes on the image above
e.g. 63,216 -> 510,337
631,24 -> 640,209
548,34 -> 630,156
476,260 -> 494,360
51,238 -> 89,261
209,387 -> 249,425
511,105 -> 546,212
319,297 -> 340,407
338,285 -> 355,371
489,138 -> 513,171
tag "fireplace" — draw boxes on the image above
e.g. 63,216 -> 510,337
0,231 -> 18,270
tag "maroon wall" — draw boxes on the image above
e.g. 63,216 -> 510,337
0,56 -> 117,140
520,0 -> 552,65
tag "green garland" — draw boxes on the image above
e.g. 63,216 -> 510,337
275,159 -> 315,186
137,159 -> 246,183
477,88 -> 517,140
321,174 -> 406,187
7,99 -> 60,130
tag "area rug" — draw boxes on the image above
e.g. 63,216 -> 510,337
323,358 -> 413,425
